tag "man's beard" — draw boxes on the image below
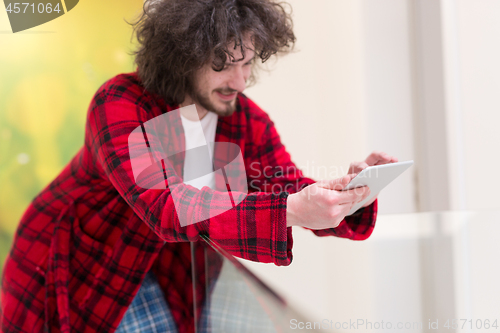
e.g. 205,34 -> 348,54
192,88 -> 237,117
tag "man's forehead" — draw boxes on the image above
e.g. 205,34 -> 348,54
226,45 -> 255,63
225,35 -> 255,62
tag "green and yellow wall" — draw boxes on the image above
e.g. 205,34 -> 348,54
0,0 -> 143,274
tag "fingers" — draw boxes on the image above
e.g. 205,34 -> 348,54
319,174 -> 356,191
348,161 -> 369,174
365,150 -> 398,166
335,186 -> 371,205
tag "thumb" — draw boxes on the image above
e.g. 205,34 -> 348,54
319,174 -> 356,191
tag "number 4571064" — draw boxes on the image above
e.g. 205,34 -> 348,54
6,3 -> 61,14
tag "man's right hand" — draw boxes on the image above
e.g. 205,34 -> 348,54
286,174 -> 371,229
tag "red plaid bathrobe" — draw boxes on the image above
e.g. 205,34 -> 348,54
1,72 -> 377,333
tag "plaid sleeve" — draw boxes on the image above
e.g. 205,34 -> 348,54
250,105 -> 377,241
307,199 -> 378,240
87,92 -> 292,266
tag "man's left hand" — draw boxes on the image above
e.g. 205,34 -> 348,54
347,151 -> 398,208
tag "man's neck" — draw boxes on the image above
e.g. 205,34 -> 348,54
180,95 -> 208,120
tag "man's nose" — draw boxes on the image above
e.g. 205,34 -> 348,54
228,66 -> 247,92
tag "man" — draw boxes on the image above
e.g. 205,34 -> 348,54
1,0 -> 397,332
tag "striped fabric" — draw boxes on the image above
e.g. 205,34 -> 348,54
199,261 -> 276,333
115,270 -> 178,333
114,263 -> 276,333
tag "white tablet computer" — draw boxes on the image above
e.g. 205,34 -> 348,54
342,160 -> 414,215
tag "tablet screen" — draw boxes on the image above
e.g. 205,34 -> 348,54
343,160 -> 414,215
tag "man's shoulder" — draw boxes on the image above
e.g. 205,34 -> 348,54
95,72 -> 143,101
91,72 -> 146,105
237,93 -> 273,125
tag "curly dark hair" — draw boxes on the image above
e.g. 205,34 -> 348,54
127,0 -> 296,105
